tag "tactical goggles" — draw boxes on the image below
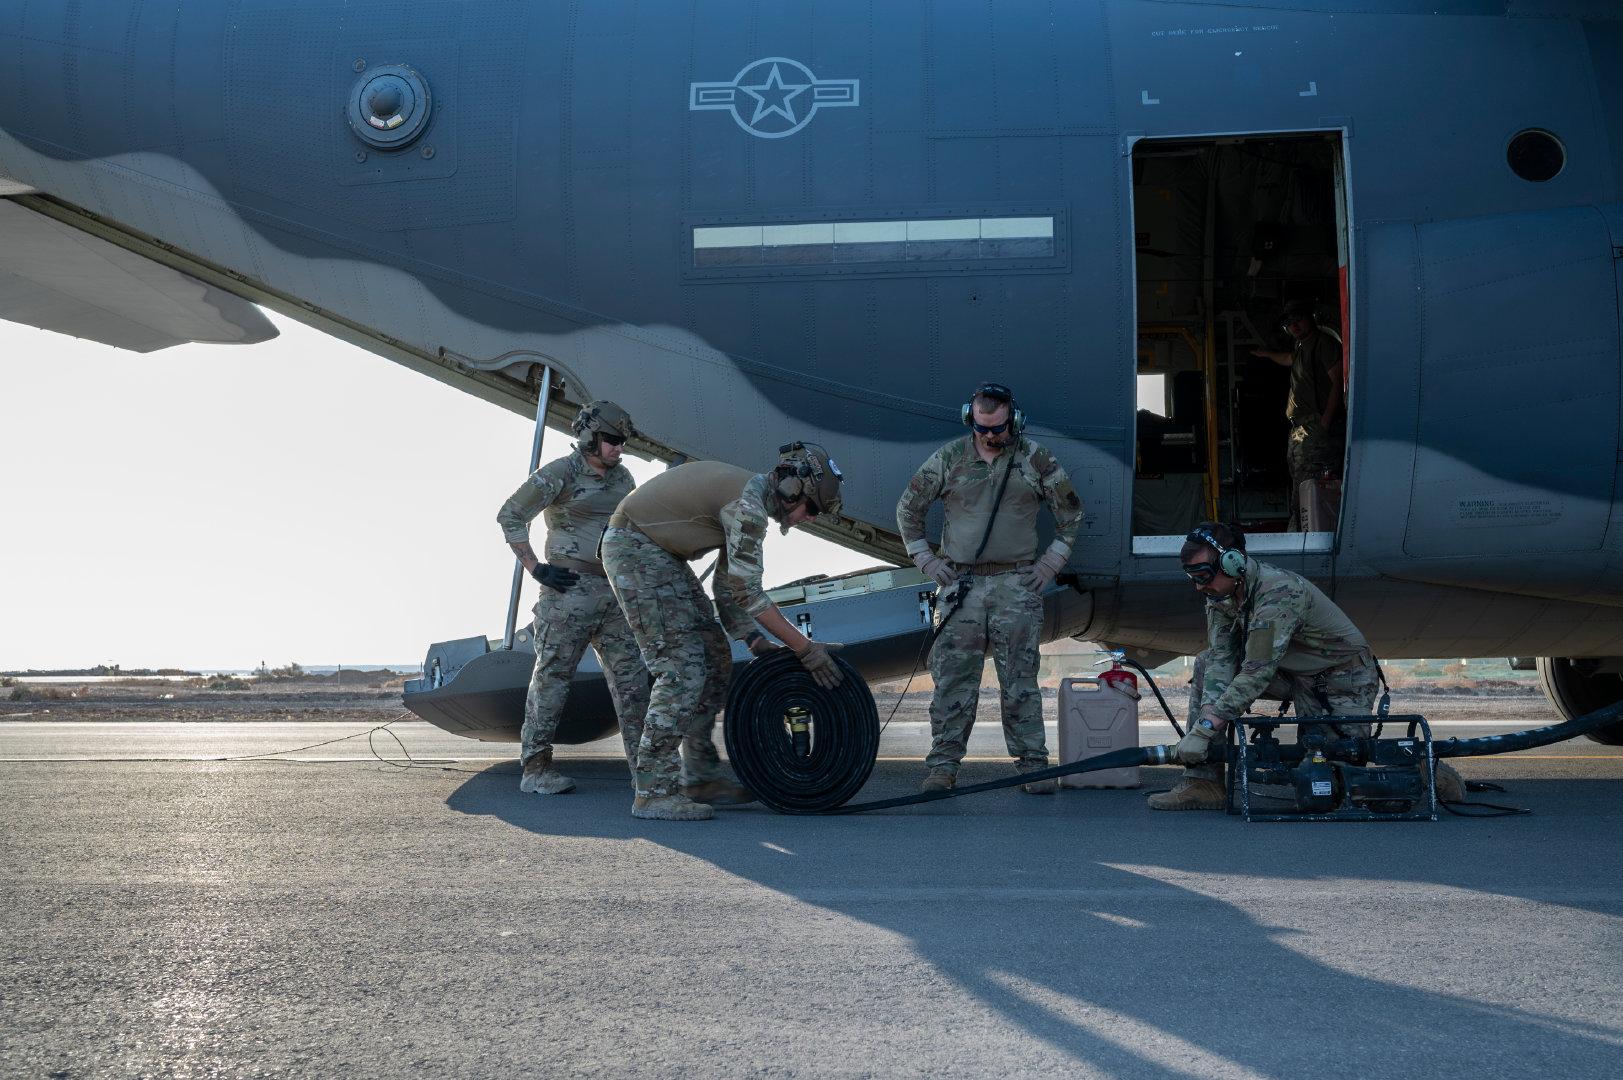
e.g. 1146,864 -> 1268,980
970,418 -> 1011,435
1182,561 -> 1219,585
597,432 -> 626,446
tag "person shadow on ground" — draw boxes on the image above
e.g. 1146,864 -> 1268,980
445,754 -> 1623,1078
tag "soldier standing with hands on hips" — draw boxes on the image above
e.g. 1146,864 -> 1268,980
495,401 -> 650,796
896,383 -> 1084,795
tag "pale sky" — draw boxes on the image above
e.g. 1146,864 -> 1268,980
0,311 -> 875,671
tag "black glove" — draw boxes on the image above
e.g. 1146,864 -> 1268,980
529,562 -> 580,593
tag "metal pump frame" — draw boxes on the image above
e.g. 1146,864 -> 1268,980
1225,714 -> 1440,823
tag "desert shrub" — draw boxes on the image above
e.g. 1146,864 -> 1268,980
8,685 -> 76,702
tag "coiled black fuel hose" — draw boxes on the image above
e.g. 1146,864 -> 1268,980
723,650 -> 880,813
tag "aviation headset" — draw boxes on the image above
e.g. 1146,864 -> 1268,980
1186,524 -> 1248,579
776,441 -> 844,514
961,382 -> 1025,437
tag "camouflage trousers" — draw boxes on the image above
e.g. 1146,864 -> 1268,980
1185,648 -> 1379,783
1286,427 -> 1341,532
601,527 -> 730,798
521,573 -> 651,770
926,568 -> 1049,772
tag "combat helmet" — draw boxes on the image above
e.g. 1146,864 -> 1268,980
775,441 -> 844,517
571,400 -> 634,454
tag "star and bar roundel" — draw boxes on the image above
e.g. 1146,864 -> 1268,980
689,57 -> 860,139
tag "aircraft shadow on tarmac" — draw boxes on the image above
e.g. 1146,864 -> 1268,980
445,759 -> 1622,1076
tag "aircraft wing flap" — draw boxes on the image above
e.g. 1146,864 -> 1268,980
0,198 -> 276,353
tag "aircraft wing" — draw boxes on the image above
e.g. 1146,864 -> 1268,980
0,198 -> 276,353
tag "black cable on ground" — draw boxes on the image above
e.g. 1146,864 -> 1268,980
827,746 -> 1156,814
723,650 -> 880,813
222,715 -> 414,760
222,714 -> 476,772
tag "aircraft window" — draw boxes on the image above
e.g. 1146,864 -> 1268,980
692,215 -> 1055,268
1507,130 -> 1564,183
694,226 -> 762,250
833,221 -> 907,243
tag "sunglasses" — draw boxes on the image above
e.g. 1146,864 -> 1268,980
1182,562 -> 1218,585
971,419 -> 1010,435
597,432 -> 626,446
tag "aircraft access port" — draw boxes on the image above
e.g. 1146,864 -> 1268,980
1130,132 -> 1350,544
402,564 -> 1096,745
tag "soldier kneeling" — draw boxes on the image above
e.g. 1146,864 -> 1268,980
1153,522 -> 1464,811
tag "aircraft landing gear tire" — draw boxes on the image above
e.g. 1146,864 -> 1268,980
1537,657 -> 1623,746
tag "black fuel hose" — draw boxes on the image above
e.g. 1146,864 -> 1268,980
1431,696 -> 1623,758
826,745 -> 1168,814
723,650 -> 880,813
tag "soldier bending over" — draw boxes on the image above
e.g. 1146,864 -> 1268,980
602,444 -> 846,821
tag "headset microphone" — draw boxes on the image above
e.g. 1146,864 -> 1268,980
961,382 -> 1025,438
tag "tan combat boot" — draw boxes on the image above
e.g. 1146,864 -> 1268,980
682,779 -> 757,806
1434,762 -> 1466,804
518,751 -> 575,795
919,767 -> 956,793
631,793 -> 715,821
1017,760 -> 1058,795
1147,777 -> 1226,811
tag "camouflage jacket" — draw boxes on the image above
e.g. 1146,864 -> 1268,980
1199,557 -> 1370,722
896,436 -> 1083,565
713,473 -> 777,639
495,449 -> 634,570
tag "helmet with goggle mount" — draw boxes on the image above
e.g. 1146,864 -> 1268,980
571,400 -> 634,455
775,441 -> 844,517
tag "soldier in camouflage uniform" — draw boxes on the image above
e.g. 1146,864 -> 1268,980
496,400 -> 650,796
1155,521 -> 1463,810
1252,300 -> 1345,531
896,383 -> 1084,795
602,443 -> 847,821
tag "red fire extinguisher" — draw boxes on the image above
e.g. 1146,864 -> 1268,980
1097,650 -> 1141,699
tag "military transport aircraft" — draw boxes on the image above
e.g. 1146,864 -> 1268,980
3,1 -> 1621,744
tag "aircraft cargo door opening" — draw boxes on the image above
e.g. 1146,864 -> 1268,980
1129,134 -> 1348,551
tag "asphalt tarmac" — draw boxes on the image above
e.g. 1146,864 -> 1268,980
2,708 -> 1620,1078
